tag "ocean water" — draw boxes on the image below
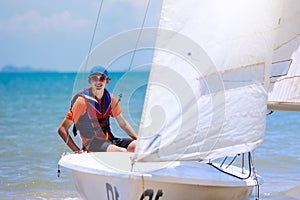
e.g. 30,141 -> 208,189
0,72 -> 299,200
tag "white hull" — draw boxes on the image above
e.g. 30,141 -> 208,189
59,152 -> 260,200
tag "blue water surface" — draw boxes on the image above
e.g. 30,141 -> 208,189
0,72 -> 299,199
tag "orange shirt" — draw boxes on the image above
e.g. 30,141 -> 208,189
66,93 -> 122,123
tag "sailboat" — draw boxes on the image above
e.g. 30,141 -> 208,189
58,0 -> 300,200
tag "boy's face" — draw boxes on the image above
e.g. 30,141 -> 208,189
88,73 -> 109,91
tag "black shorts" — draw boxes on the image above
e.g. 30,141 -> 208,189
88,137 -> 134,152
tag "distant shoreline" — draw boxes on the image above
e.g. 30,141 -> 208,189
0,65 -> 60,73
0,71 -> 76,73
0,65 -> 148,73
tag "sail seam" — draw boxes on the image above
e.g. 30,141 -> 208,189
271,75 -> 300,83
273,33 -> 300,51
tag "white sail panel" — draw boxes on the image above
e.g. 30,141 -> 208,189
134,0 -> 281,162
268,46 -> 300,111
272,0 -> 300,63
268,0 -> 300,111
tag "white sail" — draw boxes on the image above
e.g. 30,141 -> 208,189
134,0 -> 282,162
268,0 -> 300,111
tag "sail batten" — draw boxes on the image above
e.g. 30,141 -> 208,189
268,102 -> 300,112
134,0 -> 283,162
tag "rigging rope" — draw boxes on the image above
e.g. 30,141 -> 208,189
77,0 -> 152,125
59,0 -> 151,176
84,0 -> 104,70
62,0 -> 104,154
250,153 -> 260,200
127,0 -> 152,72
209,153 -> 261,199
116,0 -> 152,105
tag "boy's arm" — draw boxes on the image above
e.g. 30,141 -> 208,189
115,114 -> 138,140
58,118 -> 81,152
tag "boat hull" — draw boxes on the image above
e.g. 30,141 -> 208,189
72,170 -> 253,200
59,152 -> 259,200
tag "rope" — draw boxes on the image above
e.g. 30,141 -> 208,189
212,153 -> 261,199
85,0 -> 104,70
116,0 -> 152,106
249,153 -> 260,200
142,175 -> 146,199
68,0 -> 104,149
58,134 -> 71,178
127,0 -> 152,72
209,153 -> 253,180
57,164 -> 61,177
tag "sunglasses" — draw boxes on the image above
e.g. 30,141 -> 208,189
90,75 -> 108,82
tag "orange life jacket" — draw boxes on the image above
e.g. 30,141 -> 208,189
71,87 -> 115,142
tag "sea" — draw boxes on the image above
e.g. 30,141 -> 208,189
0,72 -> 299,200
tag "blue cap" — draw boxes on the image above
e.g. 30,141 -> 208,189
89,66 -> 109,78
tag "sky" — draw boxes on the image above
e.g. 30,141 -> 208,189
0,0 -> 162,72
